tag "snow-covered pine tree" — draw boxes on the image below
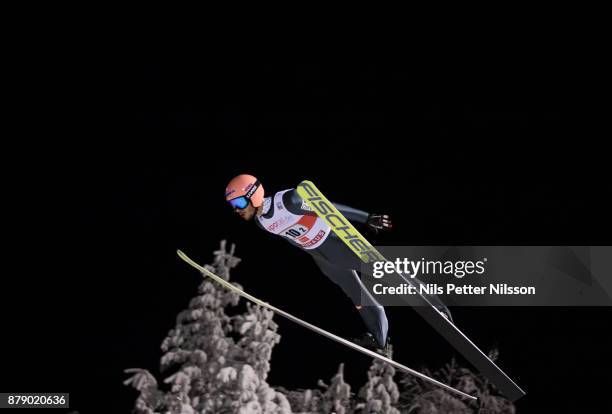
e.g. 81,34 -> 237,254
317,363 -> 352,414
124,240 -> 291,414
397,351 -> 515,414
355,345 -> 400,414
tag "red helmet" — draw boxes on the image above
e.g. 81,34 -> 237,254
225,174 -> 265,208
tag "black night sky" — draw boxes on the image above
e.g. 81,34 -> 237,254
3,60 -> 610,412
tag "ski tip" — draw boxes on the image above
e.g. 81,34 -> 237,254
297,179 -> 315,187
177,249 -> 190,261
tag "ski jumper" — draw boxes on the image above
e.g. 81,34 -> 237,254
255,188 -> 389,347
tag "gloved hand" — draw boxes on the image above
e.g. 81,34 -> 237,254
366,214 -> 393,233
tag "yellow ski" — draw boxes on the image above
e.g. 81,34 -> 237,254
296,180 -> 385,263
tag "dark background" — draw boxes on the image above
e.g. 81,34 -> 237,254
3,61 -> 610,412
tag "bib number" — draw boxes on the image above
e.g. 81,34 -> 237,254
283,224 -> 309,239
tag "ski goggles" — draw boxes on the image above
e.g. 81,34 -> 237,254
227,180 -> 260,210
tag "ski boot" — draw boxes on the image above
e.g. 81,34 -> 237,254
351,333 -> 392,359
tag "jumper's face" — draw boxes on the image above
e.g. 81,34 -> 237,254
234,203 -> 257,221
